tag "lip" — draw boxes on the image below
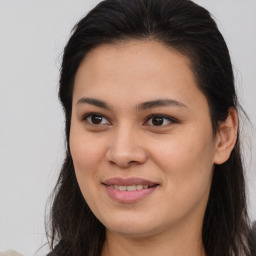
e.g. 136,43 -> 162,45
102,177 -> 159,203
103,177 -> 159,187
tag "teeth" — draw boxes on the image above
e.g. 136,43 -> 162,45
116,185 -> 126,191
136,185 -> 143,190
110,184 -> 150,191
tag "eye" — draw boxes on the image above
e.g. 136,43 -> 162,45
145,115 -> 176,126
83,113 -> 110,125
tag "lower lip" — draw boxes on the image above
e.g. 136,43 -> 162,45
104,185 -> 158,203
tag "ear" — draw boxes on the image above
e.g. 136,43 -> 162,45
214,107 -> 238,164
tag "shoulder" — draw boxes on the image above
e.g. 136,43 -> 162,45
46,253 -> 55,256
47,249 -> 60,256
46,241 -> 68,256
249,221 -> 256,256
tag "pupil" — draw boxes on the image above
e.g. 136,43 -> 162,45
91,115 -> 102,124
152,117 -> 163,126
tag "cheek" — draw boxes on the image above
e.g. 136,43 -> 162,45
69,129 -> 106,201
155,130 -> 214,166
69,132 -> 105,208
70,127 -> 105,171
155,139 -> 214,222
152,129 -> 215,196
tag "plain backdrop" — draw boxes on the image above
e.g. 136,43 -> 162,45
0,1 -> 255,255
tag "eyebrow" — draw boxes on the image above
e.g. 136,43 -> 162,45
76,97 -> 111,109
137,99 -> 188,110
76,97 -> 187,110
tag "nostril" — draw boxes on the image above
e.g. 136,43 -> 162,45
108,160 -> 134,168
128,161 -> 137,165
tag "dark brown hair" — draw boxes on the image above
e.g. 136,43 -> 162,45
47,0 -> 251,255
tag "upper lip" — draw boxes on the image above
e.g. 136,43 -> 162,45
102,177 -> 159,186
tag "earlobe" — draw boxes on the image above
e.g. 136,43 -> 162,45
214,108 -> 238,165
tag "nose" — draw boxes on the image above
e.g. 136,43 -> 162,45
106,125 -> 147,168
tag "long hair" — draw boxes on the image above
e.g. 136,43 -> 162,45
47,0 -> 250,255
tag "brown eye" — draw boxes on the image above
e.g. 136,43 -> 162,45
85,113 -> 110,125
146,115 -> 175,127
151,116 -> 164,126
91,114 -> 103,124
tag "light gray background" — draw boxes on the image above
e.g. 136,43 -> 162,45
0,1 -> 255,255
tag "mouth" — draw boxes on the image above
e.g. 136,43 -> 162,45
107,184 -> 158,191
103,177 -> 159,187
102,177 -> 159,203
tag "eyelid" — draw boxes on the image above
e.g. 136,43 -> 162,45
144,114 -> 178,126
81,112 -> 112,125
81,112 -> 178,127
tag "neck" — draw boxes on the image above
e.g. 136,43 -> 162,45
101,222 -> 206,256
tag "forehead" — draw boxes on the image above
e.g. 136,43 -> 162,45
73,40 -> 206,111
76,40 -> 193,80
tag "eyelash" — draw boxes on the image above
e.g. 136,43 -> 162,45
82,112 -> 111,126
81,112 -> 178,127
145,114 -> 178,126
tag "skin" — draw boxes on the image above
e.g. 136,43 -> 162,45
70,40 -> 238,256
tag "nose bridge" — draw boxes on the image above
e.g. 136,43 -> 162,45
106,121 -> 147,167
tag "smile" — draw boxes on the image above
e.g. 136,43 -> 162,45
103,177 -> 159,203
109,184 -> 153,191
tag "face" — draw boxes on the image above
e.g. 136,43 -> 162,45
70,40 -> 219,238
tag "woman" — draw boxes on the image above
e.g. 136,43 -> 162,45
47,0 -> 252,255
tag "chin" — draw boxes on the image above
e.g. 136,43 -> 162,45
107,225 -> 157,238
101,214 -> 164,238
